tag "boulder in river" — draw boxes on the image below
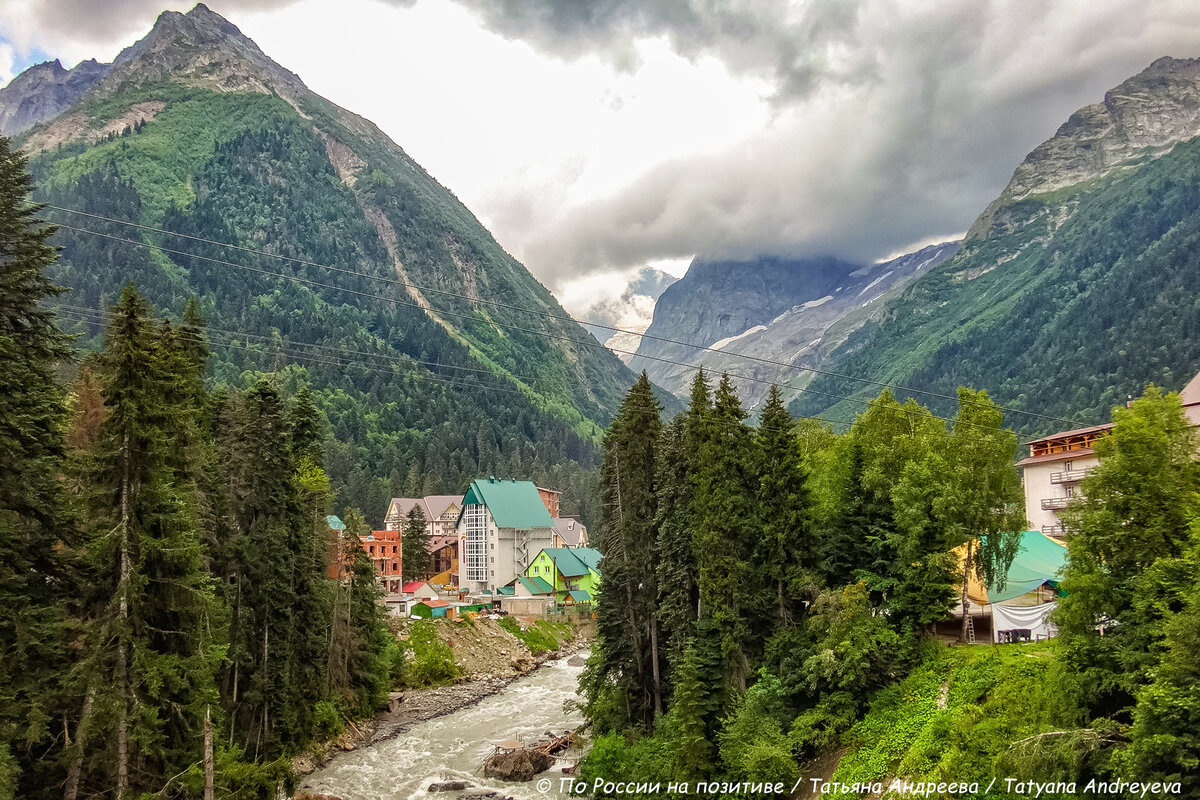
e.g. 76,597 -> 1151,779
428,780 -> 471,791
482,749 -> 553,781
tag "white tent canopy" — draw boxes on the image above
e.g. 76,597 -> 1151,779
990,601 -> 1057,643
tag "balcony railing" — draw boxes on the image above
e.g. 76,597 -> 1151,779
1041,497 -> 1072,510
1050,467 -> 1093,484
1042,524 -> 1067,537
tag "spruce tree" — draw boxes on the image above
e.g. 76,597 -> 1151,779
691,373 -> 758,693
71,285 -> 226,798
594,372 -> 663,727
402,504 -> 432,580
654,416 -> 699,680
755,385 -> 816,631
0,135 -> 75,798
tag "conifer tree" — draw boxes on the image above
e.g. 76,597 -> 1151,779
654,416 -> 698,678
755,385 -> 816,630
72,285 -> 226,798
287,388 -> 335,740
691,373 -> 758,692
402,504 -> 431,579
0,135 -> 75,798
594,372 -> 663,727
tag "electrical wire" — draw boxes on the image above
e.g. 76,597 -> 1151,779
42,204 -> 1083,427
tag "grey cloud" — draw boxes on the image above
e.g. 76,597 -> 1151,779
457,0 -> 878,101
20,0 -> 299,45
489,0 -> 1200,285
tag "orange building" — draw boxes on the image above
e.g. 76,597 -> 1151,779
537,486 -> 561,518
363,529 -> 403,593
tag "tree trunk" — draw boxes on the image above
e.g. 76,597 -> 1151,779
116,430 -> 132,800
960,538 -> 974,642
62,683 -> 95,800
649,612 -> 662,716
203,705 -> 214,800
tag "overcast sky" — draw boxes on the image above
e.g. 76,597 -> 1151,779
5,0 -> 1200,323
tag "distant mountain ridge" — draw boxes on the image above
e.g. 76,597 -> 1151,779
794,56 -> 1200,433
0,3 -> 647,516
630,242 -> 958,405
0,58 -> 109,137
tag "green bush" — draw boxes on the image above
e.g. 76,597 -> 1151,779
498,617 -> 572,655
311,700 -> 344,738
405,621 -> 462,687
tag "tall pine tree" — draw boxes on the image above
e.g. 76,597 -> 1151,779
0,136 -> 76,799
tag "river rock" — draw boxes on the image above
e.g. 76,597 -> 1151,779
567,655 -> 587,667
428,780 -> 471,791
482,749 -> 554,781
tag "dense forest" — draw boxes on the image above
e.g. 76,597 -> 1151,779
794,134 -> 1200,438
18,79 -> 634,526
0,137 -> 411,798
581,371 -> 1200,797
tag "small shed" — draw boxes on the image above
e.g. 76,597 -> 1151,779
411,599 -> 455,619
402,580 -> 439,600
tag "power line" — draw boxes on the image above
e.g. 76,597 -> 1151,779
43,204 -> 1082,427
49,221 -> 1025,433
56,305 -> 853,435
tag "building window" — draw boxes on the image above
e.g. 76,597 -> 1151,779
392,545 -> 397,553
465,504 -> 488,582
1064,460 -> 1073,472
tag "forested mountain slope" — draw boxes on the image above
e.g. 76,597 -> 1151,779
3,3 -> 646,518
793,56 -> 1200,433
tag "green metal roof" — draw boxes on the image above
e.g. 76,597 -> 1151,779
326,515 -> 345,530
535,547 -> 602,578
567,590 -> 591,602
462,479 -> 554,529
496,586 -> 515,596
516,575 -> 555,595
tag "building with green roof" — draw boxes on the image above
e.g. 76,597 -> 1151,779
456,478 -> 557,594
525,546 -> 602,606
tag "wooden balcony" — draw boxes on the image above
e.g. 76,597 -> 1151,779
1042,524 -> 1067,537
1041,497 -> 1071,510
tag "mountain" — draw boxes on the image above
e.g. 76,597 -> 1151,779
792,56 -> 1200,432
0,58 -> 109,136
2,3 -> 645,518
630,242 -> 958,406
580,266 -> 677,361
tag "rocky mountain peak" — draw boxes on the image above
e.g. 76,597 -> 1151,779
0,58 -> 110,137
968,56 -> 1200,239
101,2 -> 307,102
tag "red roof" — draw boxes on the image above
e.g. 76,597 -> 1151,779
402,581 -> 427,593
417,599 -> 450,608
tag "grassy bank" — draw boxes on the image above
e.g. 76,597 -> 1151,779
824,642 -> 1073,799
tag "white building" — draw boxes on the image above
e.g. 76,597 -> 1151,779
1018,371 -> 1200,538
455,478 -> 556,594
1017,424 -> 1110,538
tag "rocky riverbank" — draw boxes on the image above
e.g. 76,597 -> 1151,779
293,619 -> 591,777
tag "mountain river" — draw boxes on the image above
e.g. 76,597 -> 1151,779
297,656 -> 587,800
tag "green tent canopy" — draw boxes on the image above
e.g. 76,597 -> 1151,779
970,530 -> 1068,605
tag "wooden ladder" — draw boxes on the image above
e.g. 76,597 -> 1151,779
965,616 -> 976,644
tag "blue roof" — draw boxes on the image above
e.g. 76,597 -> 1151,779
461,479 -> 554,529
